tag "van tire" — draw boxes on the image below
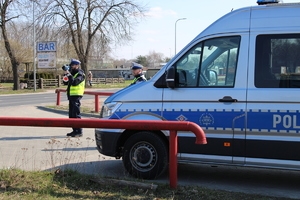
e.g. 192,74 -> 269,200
122,131 -> 168,179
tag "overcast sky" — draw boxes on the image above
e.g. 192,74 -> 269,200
112,0 -> 300,60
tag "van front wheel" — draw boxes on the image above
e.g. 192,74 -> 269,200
122,131 -> 168,179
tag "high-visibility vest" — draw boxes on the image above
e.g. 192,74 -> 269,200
70,72 -> 85,96
131,74 -> 146,84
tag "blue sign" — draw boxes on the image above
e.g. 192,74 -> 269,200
37,42 -> 56,52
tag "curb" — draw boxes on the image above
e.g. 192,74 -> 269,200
36,106 -> 99,118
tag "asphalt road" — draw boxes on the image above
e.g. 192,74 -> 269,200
0,89 -> 119,107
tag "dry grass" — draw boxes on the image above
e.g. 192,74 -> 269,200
0,168 -> 293,200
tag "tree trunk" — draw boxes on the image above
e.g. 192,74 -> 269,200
1,3 -> 20,90
3,38 -> 20,90
77,54 -> 89,87
12,60 -> 19,90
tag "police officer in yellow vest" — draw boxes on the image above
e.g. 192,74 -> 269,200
64,58 -> 85,137
130,62 -> 147,85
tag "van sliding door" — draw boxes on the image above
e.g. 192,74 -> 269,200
246,33 -> 300,169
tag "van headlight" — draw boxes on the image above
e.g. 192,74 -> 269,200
100,102 -> 121,118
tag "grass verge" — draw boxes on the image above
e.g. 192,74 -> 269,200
0,169 -> 291,200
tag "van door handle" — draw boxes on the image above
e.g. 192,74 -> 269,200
219,96 -> 238,102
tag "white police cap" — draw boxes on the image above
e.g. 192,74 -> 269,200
70,58 -> 81,65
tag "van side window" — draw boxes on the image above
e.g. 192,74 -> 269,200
255,34 -> 300,88
175,36 -> 240,87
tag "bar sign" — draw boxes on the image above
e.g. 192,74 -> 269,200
37,42 -> 57,52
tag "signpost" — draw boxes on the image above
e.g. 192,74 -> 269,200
37,41 -> 57,69
37,52 -> 56,69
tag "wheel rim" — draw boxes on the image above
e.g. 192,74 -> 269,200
129,142 -> 157,172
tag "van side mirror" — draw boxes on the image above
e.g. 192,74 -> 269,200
166,66 -> 175,89
209,70 -> 218,86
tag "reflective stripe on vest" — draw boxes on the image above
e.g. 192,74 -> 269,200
131,77 -> 138,84
70,72 -> 85,96
131,74 -> 146,84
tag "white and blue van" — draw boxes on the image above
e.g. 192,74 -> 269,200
95,0 -> 300,179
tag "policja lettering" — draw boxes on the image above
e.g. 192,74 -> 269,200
273,114 -> 300,129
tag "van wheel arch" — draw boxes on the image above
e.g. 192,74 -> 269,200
122,131 -> 169,179
117,130 -> 168,156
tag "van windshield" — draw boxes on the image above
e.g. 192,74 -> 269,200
175,36 -> 241,87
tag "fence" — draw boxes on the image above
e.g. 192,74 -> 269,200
0,77 -> 61,89
92,78 -> 125,84
0,77 -> 13,83
0,117 -> 207,188
27,78 -> 62,89
25,77 -> 125,89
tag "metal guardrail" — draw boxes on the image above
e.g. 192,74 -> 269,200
0,117 -> 207,188
55,89 -> 114,113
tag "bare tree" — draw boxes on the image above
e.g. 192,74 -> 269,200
146,50 -> 164,68
38,0 -> 145,83
113,58 -> 131,69
0,0 -> 21,90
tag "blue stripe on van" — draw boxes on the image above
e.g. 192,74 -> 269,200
113,108 -> 300,133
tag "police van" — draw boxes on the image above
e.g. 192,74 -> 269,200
95,0 -> 300,179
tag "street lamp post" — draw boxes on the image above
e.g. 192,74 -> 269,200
175,18 -> 186,55
33,0 -> 37,91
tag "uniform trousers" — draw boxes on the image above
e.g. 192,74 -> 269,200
68,96 -> 82,133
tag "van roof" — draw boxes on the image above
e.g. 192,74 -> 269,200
192,3 -> 300,42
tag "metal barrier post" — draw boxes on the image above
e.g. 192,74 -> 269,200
56,89 -> 61,105
169,130 -> 178,188
95,94 -> 99,113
